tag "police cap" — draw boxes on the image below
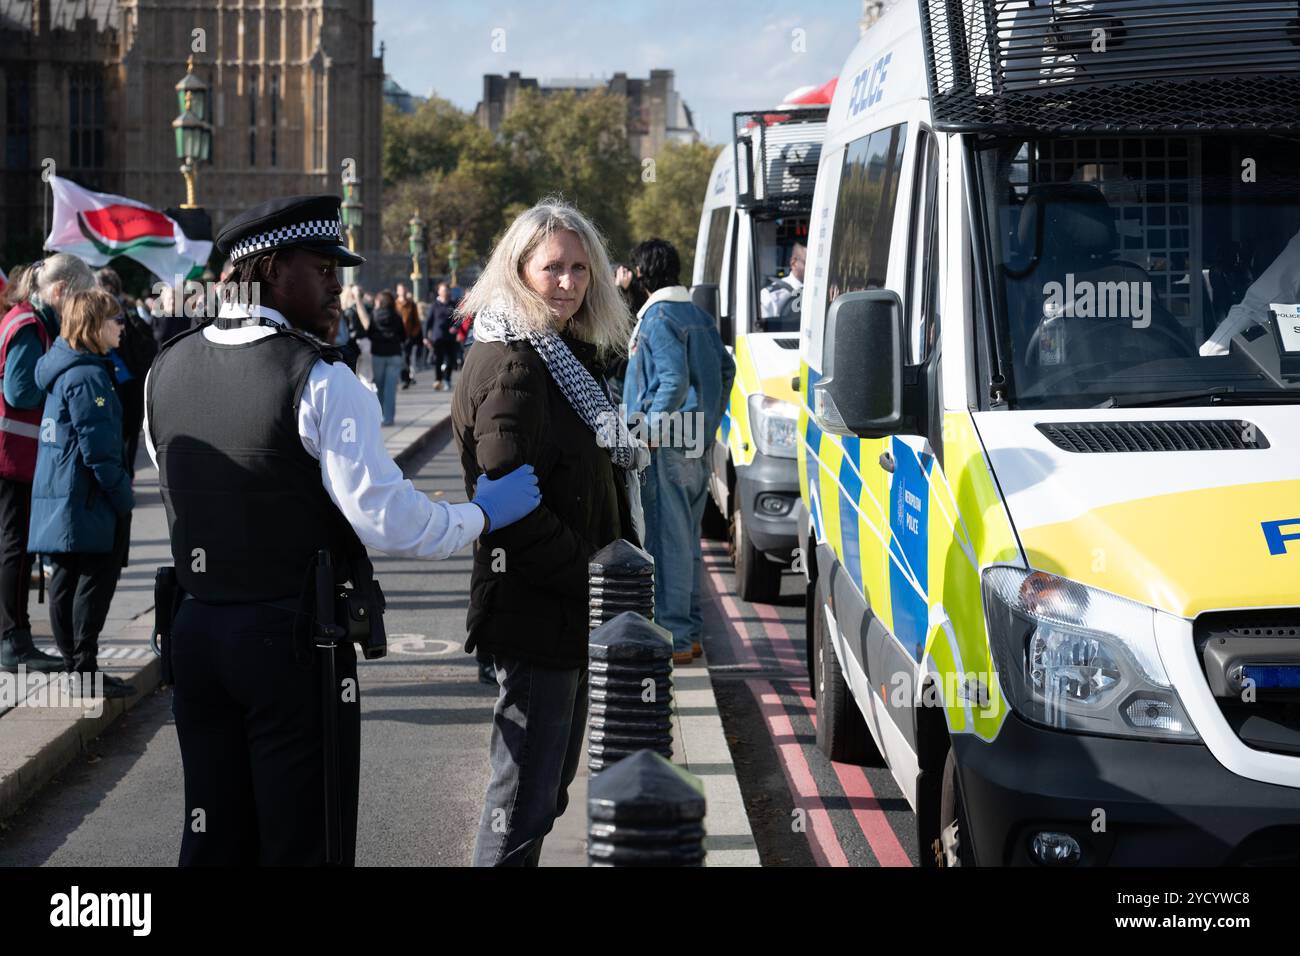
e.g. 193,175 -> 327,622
216,194 -> 364,267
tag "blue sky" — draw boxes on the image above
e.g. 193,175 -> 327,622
374,0 -> 865,144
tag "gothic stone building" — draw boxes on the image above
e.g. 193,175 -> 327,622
0,0 -> 384,284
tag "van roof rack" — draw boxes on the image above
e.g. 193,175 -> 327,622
918,0 -> 1300,134
732,107 -> 828,213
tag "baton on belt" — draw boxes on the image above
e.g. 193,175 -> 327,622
314,550 -> 347,866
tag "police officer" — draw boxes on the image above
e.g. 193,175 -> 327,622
144,195 -> 541,866
759,241 -> 806,321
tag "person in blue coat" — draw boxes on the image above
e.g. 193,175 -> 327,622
28,288 -> 135,698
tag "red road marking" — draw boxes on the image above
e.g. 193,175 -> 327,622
749,679 -> 849,867
702,550 -> 759,668
777,685 -> 913,867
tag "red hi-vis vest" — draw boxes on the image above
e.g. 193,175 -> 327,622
0,302 -> 52,482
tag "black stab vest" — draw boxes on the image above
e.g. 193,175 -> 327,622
146,323 -> 353,603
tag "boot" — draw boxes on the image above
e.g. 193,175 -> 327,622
1,629 -> 66,673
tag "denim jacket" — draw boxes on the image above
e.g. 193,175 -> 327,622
622,287 -> 736,451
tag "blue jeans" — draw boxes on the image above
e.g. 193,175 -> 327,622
642,446 -> 709,653
472,655 -> 588,867
371,354 -> 402,425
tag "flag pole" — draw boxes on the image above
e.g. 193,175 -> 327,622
42,175 -> 50,254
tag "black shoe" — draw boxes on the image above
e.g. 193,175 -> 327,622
0,636 -> 65,673
84,673 -> 135,700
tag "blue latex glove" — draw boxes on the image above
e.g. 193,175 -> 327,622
473,464 -> 541,532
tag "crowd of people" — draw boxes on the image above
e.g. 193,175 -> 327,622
0,193 -> 737,869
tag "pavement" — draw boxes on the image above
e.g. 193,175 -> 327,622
0,368 -> 758,867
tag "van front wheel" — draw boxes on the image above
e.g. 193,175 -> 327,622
731,506 -> 783,603
813,593 -> 877,764
935,748 -> 975,867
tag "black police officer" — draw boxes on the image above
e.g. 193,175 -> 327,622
144,195 -> 541,865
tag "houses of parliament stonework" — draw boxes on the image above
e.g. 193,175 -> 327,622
1,0 -> 384,281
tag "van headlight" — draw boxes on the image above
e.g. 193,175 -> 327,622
982,567 -> 1198,740
749,395 -> 798,459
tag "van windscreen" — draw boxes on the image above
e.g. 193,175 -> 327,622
977,134 -> 1300,410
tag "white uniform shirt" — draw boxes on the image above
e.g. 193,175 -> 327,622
1202,227 -> 1300,355
143,304 -> 484,559
760,274 -> 803,318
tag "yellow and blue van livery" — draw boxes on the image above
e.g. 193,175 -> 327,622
798,0 -> 1300,867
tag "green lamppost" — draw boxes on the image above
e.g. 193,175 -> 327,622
172,56 -> 212,209
409,211 -> 425,302
448,230 -> 460,289
341,171 -> 362,286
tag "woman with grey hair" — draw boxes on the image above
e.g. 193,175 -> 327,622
0,253 -> 95,673
452,198 -> 649,866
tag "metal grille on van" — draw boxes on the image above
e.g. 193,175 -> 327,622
773,337 -> 799,350
733,107 -> 828,213
918,0 -> 1300,133
1036,420 -> 1268,452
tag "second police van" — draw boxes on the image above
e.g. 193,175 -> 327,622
691,86 -> 832,601
798,0 -> 1300,865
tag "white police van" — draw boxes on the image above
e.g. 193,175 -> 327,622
797,0 -> 1300,865
692,93 -> 830,601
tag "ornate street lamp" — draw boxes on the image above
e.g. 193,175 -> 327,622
409,210 -> 425,301
172,56 -> 212,209
341,170 -> 362,286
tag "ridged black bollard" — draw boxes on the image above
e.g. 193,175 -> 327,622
588,539 -> 655,630
587,749 -> 706,866
587,611 -> 673,771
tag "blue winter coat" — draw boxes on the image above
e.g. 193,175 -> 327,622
27,338 -> 133,555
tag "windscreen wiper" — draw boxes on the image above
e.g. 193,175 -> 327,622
1097,387 -> 1300,408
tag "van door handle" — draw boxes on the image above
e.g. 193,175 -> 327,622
879,451 -> 895,473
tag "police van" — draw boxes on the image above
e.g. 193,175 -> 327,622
798,0 -> 1300,865
692,88 -> 830,601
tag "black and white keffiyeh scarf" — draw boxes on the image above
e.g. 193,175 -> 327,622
474,308 -> 649,473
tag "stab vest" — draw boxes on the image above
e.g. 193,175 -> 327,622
0,303 -> 53,482
146,323 -> 354,603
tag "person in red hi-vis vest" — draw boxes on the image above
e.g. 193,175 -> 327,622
0,254 -> 95,673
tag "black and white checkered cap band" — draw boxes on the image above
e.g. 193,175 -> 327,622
228,218 -> 344,262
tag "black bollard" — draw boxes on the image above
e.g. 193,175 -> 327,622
587,611 -> 674,771
587,749 -> 706,866
588,539 -> 655,629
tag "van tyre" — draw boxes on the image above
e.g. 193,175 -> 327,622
731,505 -> 782,603
702,493 -> 728,541
813,594 -> 878,764
936,748 -> 975,867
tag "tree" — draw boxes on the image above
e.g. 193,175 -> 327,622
628,141 -> 722,280
500,88 -> 640,257
382,96 -> 483,187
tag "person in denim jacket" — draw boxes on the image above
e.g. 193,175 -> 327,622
622,239 -> 735,665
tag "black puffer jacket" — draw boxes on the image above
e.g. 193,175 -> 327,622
452,332 -> 635,668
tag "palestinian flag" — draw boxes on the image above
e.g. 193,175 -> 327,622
44,176 -> 212,282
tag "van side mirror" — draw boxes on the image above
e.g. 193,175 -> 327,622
813,290 -> 909,439
691,282 -> 730,344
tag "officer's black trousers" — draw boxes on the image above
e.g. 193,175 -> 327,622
170,598 -> 360,866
